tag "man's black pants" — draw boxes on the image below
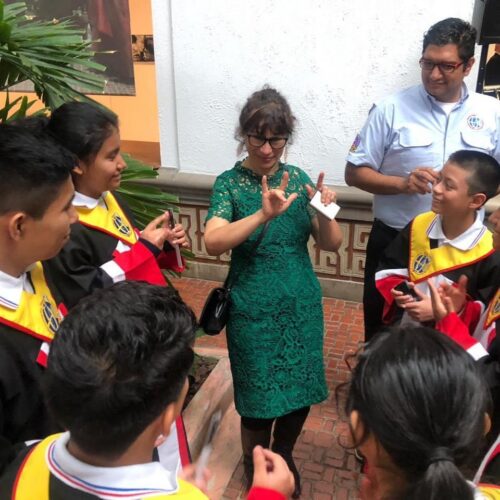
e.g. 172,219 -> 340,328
363,219 -> 400,342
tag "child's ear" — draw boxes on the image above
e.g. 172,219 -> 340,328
470,192 -> 486,210
484,412 -> 492,436
349,410 -> 365,443
159,403 -> 178,437
73,160 -> 86,176
8,212 -> 27,241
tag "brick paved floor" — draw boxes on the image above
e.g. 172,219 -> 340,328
172,277 -> 364,500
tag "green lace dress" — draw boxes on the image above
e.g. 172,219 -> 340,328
206,161 -> 328,418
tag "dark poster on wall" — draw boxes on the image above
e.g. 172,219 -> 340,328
477,44 -> 500,99
6,0 -> 136,96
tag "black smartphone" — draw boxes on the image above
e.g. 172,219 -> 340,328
166,209 -> 175,229
394,281 -> 420,301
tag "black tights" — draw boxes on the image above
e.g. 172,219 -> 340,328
241,405 -> 310,449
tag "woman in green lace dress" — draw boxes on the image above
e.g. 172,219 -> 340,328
204,87 -> 342,496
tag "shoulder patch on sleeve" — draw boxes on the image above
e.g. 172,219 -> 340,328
350,133 -> 361,152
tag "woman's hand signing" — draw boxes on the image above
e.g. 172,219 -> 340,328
261,171 -> 298,221
306,172 -> 337,207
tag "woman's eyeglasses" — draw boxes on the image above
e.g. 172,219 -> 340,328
247,134 -> 288,149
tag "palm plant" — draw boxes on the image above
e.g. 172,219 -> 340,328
0,0 -> 104,110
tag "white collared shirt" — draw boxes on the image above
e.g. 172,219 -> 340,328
48,432 -> 180,500
427,212 -> 487,251
73,191 -> 133,267
73,191 -> 109,210
0,267 -> 34,310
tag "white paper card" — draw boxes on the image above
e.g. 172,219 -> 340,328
309,191 -> 340,220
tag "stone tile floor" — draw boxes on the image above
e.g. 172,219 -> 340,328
171,277 -> 364,500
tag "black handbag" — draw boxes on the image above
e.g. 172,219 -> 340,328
199,222 -> 270,335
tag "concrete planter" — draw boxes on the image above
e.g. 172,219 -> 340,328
183,348 -> 242,499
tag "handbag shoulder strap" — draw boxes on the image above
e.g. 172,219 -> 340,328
225,221 -> 270,290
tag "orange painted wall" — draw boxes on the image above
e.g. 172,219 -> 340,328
0,0 -> 159,142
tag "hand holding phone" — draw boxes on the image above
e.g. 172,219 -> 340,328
166,209 -> 183,268
394,281 -> 421,301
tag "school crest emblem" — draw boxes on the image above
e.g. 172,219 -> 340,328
467,115 -> 484,130
494,295 -> 500,316
41,296 -> 60,334
413,254 -> 431,275
112,213 -> 131,236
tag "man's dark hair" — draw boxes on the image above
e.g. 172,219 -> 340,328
44,282 -> 196,459
448,149 -> 500,201
423,18 -> 477,62
0,124 -> 75,218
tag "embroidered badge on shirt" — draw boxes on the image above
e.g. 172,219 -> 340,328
413,254 -> 431,275
112,213 -> 132,236
494,297 -> 500,316
41,296 -> 60,334
350,134 -> 361,152
467,115 -> 484,130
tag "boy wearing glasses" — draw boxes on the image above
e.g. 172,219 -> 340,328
344,17 -> 500,342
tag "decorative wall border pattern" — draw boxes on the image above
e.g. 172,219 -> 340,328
177,202 -> 371,284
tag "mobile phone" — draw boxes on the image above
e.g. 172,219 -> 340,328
394,281 -> 420,301
166,210 -> 183,268
195,410 -> 221,481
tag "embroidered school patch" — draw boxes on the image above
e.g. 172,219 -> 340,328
41,296 -> 60,334
112,213 -> 132,236
350,134 -> 361,152
467,115 -> 484,130
412,254 -> 431,275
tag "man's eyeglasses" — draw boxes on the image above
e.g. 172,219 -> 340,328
419,58 -> 465,74
247,134 -> 288,149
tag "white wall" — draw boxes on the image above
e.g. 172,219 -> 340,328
152,0 -> 478,185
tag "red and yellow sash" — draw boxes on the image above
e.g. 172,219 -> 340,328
0,262 -> 60,342
76,192 -> 137,246
409,212 -> 494,283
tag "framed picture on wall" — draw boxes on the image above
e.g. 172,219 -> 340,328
5,0 -> 136,96
132,35 -> 155,62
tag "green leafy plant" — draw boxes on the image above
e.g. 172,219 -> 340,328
0,0 -> 104,112
118,154 -> 195,278
118,154 -> 180,228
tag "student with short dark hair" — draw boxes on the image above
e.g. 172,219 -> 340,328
0,124 -> 77,471
0,282 -> 293,500
0,282 -> 203,498
376,150 -> 500,328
